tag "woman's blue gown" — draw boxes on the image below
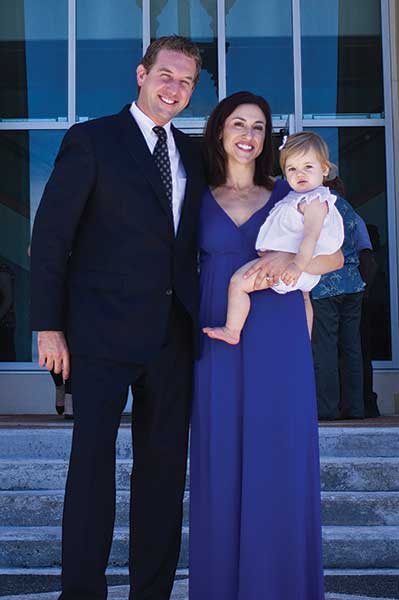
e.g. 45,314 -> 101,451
189,179 -> 325,600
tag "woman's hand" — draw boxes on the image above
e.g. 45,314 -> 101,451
244,251 -> 295,289
281,262 -> 302,287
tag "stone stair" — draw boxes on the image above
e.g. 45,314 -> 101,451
0,584 -> 396,600
1,427 -> 399,597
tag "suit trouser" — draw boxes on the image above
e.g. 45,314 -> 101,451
311,292 -> 364,419
59,302 -> 193,600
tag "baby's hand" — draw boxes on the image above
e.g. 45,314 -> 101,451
281,262 -> 302,287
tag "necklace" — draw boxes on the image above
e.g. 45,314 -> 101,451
223,183 -> 257,202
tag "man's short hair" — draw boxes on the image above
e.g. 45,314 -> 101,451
140,35 -> 202,86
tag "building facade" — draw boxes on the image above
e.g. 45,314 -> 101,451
1,0 -> 399,413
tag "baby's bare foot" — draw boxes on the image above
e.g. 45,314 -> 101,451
202,326 -> 240,345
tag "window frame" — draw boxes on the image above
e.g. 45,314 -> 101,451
0,0 -> 397,370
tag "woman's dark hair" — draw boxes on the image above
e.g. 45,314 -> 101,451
203,91 -> 274,190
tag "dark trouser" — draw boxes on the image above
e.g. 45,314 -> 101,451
360,297 -> 380,417
0,327 -> 16,361
311,292 -> 364,420
59,301 -> 193,600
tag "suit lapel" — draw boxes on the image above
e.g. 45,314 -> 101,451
116,106 -> 174,226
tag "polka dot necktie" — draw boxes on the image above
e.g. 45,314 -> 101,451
153,126 -> 173,211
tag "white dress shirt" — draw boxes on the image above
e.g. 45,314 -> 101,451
130,101 -> 186,233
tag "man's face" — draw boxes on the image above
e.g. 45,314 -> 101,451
136,49 -> 197,125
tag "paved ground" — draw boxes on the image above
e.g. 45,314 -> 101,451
1,584 -> 398,600
325,574 -> 399,598
0,582 -> 188,600
1,572 -> 398,598
1,415 -> 399,429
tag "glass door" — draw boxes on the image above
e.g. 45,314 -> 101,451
0,0 -> 396,382
172,0 -> 397,367
296,0 -> 397,368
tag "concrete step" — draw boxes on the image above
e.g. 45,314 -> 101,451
1,568 -> 398,600
0,459 -> 131,491
0,585 -> 397,600
2,456 -> 399,493
325,596 -> 398,600
320,457 -> 399,492
0,581 -> 188,600
323,569 -> 399,600
1,428 -> 399,460
0,459 -> 190,494
322,526 -> 399,569
0,526 -> 189,570
0,568 -> 188,598
321,492 -> 399,526
1,526 -> 399,570
0,491 -> 190,528
319,428 -> 399,458
2,594 -> 397,600
3,490 -> 399,528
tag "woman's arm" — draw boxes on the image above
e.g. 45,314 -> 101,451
306,249 -> 344,275
244,249 -> 344,289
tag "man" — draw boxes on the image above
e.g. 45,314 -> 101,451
31,36 -> 203,600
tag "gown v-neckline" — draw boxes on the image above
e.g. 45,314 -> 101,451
207,187 -> 272,230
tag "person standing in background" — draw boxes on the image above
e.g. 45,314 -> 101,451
355,215 -> 380,418
311,194 -> 365,420
0,262 -> 16,361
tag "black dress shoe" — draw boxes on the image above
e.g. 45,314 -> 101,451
365,409 -> 380,418
343,414 -> 365,420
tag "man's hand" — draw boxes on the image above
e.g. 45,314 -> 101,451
38,331 -> 70,380
244,251 -> 295,289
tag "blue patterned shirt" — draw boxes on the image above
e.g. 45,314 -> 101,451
311,197 -> 365,300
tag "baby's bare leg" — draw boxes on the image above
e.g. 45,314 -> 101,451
303,292 -> 313,338
203,260 -> 267,344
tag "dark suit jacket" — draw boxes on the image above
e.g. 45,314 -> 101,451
30,105 -> 204,362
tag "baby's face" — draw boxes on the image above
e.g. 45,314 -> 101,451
284,148 -> 329,193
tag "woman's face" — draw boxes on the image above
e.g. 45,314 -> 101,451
220,104 -> 266,167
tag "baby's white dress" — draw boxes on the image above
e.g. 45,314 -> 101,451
255,185 -> 344,294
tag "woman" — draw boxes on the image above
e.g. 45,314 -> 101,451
189,92 -> 342,600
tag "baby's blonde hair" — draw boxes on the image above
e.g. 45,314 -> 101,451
279,131 -> 332,179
